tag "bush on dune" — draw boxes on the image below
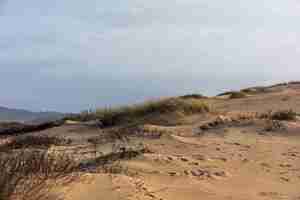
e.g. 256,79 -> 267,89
94,98 -> 210,127
65,98 -> 210,127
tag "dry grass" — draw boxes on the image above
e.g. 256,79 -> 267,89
0,120 -> 64,136
95,98 -> 210,126
0,136 -> 72,152
0,150 -> 78,200
66,98 -> 210,127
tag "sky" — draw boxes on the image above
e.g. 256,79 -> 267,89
1,0 -> 300,112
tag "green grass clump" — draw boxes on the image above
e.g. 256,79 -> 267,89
66,98 -> 210,127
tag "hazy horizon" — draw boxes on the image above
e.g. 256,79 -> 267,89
1,0 -> 300,112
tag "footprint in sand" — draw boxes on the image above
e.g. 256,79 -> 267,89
258,192 -> 287,199
279,163 -> 292,168
168,172 -> 180,176
260,162 -> 272,168
280,177 -> 290,182
180,157 -> 189,162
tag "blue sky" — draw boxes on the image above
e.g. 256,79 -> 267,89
1,0 -> 300,112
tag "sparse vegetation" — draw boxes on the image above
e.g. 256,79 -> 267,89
65,98 -> 210,127
0,81 -> 300,199
0,136 -> 72,152
0,120 -> 64,136
0,150 -> 78,200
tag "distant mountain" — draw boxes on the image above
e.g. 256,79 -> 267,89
0,106 -> 64,123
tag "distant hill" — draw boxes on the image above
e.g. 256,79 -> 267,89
0,106 -> 64,123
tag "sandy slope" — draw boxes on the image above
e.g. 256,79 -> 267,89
62,84 -> 300,200
63,127 -> 300,200
2,83 -> 300,200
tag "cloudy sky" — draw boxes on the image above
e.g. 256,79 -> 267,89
1,0 -> 300,112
